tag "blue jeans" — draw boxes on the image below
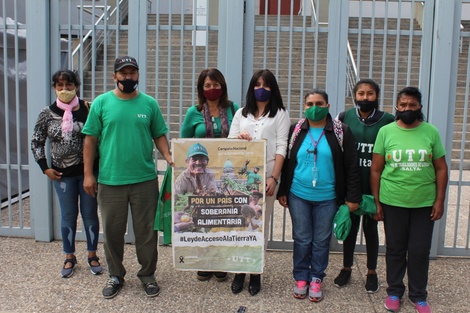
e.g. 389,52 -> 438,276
288,192 -> 337,282
53,175 -> 99,254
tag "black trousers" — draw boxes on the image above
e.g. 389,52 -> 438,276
342,214 -> 379,270
382,203 -> 434,302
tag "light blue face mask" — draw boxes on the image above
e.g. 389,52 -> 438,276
305,105 -> 329,122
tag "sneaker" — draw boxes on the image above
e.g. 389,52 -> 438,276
334,269 -> 351,288
214,272 -> 228,282
143,281 -> 161,297
308,278 -> 324,302
293,280 -> 308,299
87,256 -> 103,275
61,256 -> 77,278
102,276 -> 124,299
384,295 -> 401,312
409,300 -> 432,313
197,271 -> 212,281
365,273 -> 379,293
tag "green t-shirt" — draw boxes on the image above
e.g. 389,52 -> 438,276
180,102 -> 239,138
82,91 -> 169,185
373,122 -> 446,208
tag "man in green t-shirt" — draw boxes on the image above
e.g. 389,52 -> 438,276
82,56 -> 173,300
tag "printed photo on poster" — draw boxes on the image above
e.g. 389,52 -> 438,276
171,138 -> 266,273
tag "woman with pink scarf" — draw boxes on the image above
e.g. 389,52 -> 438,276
31,70 -> 102,278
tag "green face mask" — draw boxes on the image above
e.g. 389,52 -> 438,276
305,106 -> 329,122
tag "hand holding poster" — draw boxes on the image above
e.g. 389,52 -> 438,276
171,138 -> 266,273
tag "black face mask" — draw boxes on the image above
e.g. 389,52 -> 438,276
117,79 -> 138,93
355,99 -> 378,113
396,108 -> 422,124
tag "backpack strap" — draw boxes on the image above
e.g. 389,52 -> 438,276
287,118 -> 305,159
84,101 -> 90,112
332,118 -> 344,152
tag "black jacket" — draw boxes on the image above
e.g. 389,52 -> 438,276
277,114 -> 362,206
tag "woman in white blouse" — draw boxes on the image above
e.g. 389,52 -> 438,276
228,69 -> 290,296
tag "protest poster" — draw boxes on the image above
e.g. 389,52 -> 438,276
171,138 -> 266,273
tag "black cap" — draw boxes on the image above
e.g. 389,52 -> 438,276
114,56 -> 139,72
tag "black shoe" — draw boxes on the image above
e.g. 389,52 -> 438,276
102,276 -> 124,299
334,269 -> 351,288
143,281 -> 161,297
214,272 -> 228,282
231,273 -> 246,294
365,273 -> 379,293
248,274 -> 261,296
197,271 -> 213,281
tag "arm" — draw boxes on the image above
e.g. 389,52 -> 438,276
154,135 -> 174,166
180,106 -> 195,138
228,109 -> 242,138
370,153 -> 385,221
431,156 -> 448,221
342,125 -> 361,211
266,154 -> 285,197
83,135 -> 98,197
31,109 -> 63,181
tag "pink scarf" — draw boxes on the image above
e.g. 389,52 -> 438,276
56,96 -> 79,141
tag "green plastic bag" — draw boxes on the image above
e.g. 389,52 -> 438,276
333,204 -> 351,241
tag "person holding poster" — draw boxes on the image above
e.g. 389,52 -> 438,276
228,69 -> 290,296
277,89 -> 361,303
82,56 -> 173,299
179,68 -> 238,282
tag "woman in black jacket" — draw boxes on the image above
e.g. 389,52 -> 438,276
277,89 -> 361,303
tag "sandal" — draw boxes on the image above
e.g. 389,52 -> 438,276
61,256 -> 77,278
88,256 -> 103,275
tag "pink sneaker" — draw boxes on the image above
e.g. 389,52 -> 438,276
410,300 -> 432,313
308,278 -> 324,302
293,280 -> 308,299
384,295 -> 401,312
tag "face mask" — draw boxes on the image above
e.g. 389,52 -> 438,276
203,88 -> 223,101
396,108 -> 422,124
355,99 -> 378,113
117,79 -> 138,93
56,89 -> 76,103
305,106 -> 329,122
254,87 -> 271,102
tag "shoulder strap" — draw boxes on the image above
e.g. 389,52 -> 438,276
84,101 -> 90,112
332,118 -> 344,151
287,118 -> 305,158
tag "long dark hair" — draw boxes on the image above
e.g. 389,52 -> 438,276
196,68 -> 229,111
242,69 -> 285,118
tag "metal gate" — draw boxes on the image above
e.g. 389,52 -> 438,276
0,0 -> 467,257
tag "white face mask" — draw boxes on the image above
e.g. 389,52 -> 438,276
56,89 -> 77,103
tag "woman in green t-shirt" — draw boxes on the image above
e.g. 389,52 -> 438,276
370,87 -> 448,313
180,68 -> 238,282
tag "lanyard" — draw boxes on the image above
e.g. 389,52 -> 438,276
307,129 -> 325,165
307,129 -> 324,187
